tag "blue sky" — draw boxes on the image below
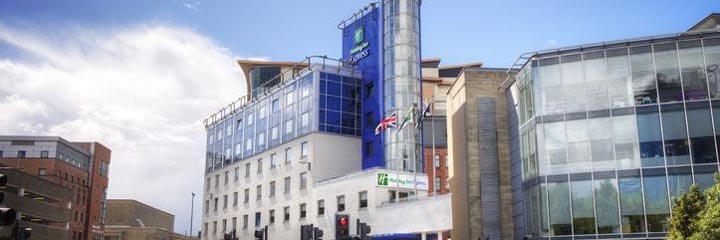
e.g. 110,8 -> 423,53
0,0 -> 718,235
2,0 -> 717,67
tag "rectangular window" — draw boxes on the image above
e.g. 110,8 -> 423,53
435,177 -> 441,193
283,207 -> 290,222
300,172 -> 308,189
234,167 -> 239,181
235,143 -> 242,156
434,154 -> 440,168
285,148 -> 292,163
259,106 -> 267,119
214,198 -> 218,211
257,159 -> 263,173
224,171 -> 229,184
337,195 -> 345,212
232,217 -> 237,230
284,177 -> 291,193
301,142 -> 309,158
256,185 -> 262,200
272,99 -> 280,112
301,113 -> 309,128
0,151 -> 3,158
271,126 -> 278,140
286,91 -> 295,105
270,153 -> 277,169
317,200 -> 325,216
255,212 -> 261,227
285,120 -> 293,134
17,151 -> 25,158
223,195 -> 228,209
359,191 -> 368,209
215,175 -> 219,187
204,223 -> 208,235
245,163 -> 251,178
233,192 -> 238,206
245,138 -> 253,151
205,200 -> 209,213
222,219 -> 227,233
300,203 -> 307,219
270,181 -> 276,197
40,150 -> 49,158
269,209 -> 275,224
213,221 -> 217,234
38,168 -> 47,176
243,215 -> 248,229
244,189 -> 249,203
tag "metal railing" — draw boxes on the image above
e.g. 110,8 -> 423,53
203,55 -> 357,129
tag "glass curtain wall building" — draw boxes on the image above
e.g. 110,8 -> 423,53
509,31 -> 720,239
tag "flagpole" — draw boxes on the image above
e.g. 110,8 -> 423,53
431,97 -> 436,196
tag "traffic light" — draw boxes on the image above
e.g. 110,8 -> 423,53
358,222 -> 371,239
254,229 -> 264,240
300,224 -> 313,240
313,226 -> 324,240
335,213 -> 350,240
0,208 -> 16,226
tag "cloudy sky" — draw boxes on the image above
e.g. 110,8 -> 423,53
0,0 -> 717,235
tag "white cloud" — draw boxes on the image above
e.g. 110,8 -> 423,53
0,23 -> 249,234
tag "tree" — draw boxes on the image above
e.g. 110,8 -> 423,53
687,173 -> 720,240
667,184 -> 704,240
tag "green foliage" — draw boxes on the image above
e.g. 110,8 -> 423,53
668,173 -> 720,240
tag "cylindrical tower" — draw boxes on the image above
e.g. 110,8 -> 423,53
382,0 -> 422,173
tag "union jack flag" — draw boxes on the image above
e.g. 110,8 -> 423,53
375,112 -> 397,135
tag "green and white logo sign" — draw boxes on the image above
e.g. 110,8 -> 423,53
354,25 -> 365,45
375,171 -> 428,191
377,172 -> 389,186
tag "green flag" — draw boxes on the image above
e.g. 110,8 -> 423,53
395,105 -> 417,134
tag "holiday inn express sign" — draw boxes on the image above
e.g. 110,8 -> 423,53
376,171 -> 428,191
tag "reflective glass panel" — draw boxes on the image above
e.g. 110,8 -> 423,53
661,104 -> 690,165
589,117 -> 614,171
636,106 -> 664,167
618,176 -> 645,233
584,51 -> 610,111
594,177 -> 621,234
607,48 -> 634,108
654,42 -> 683,103
545,121 -> 568,174
686,101 -> 717,164
630,46 -> 658,105
679,40 -> 708,100
642,171 -> 670,232
571,180 -> 596,235
567,118 -> 591,173
704,38 -> 720,98
548,181 -> 572,236
613,115 -> 640,169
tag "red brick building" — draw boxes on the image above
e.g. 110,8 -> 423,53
0,136 -> 111,240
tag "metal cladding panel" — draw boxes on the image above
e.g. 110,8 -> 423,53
341,5 -> 385,169
477,97 -> 501,239
506,90 -> 526,239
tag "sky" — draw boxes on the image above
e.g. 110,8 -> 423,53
0,0 -> 718,235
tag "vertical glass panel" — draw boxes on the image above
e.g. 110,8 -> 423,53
694,165 -> 719,191
562,54 -> 587,114
528,124 -> 538,178
548,181 -> 572,236
667,167 -> 693,201
630,46 -> 658,105
679,40 -> 709,100
567,118 -> 592,173
532,60 -> 544,116
643,170 -> 670,232
571,179 -> 596,235
594,177 -> 621,234
637,106 -> 664,167
539,57 -> 564,115
590,117 -> 614,171
537,123 -> 548,176
661,104 -> 690,165
713,103 -> 720,160
584,51 -> 610,111
686,101 -> 717,164
613,114 -> 641,169
540,183 -> 550,236
704,38 -> 720,98
607,48 -> 634,108
545,121 -> 568,174
618,175 -> 646,233
654,42 -> 683,103
521,128 -> 530,179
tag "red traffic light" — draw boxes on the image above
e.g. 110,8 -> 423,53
339,217 -> 348,226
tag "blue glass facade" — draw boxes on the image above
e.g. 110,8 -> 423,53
510,32 -> 720,239
205,67 -> 361,173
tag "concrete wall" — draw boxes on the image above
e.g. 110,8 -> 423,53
106,199 -> 174,230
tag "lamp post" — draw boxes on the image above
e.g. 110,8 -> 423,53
190,192 -> 195,237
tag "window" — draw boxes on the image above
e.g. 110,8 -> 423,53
258,132 -> 266,145
215,175 -> 219,188
206,178 -> 211,190
235,143 -> 242,156
317,200 -> 325,216
232,217 -> 237,230
38,168 -> 47,176
247,112 -> 254,125
359,191 -> 368,209
245,163 -> 251,178
224,171 -> 229,184
245,138 -> 253,151
223,195 -> 228,209
284,177 -> 291,193
244,189 -> 249,203
270,181 -> 276,197
233,192 -> 238,206
337,195 -> 345,212
271,126 -> 278,140
301,113 -> 309,128
301,142 -> 309,158
204,223 -> 208,235
17,151 -> 25,158
300,172 -> 308,189
0,151 -> 3,158
270,153 -> 277,169
259,106 -> 267,119
272,99 -> 280,112
299,203 -> 307,219
222,219 -> 227,233
243,215 -> 248,229
257,159 -> 263,173
205,200 -> 209,213
285,148 -> 292,164
214,198 -> 218,211
40,151 -> 49,158
283,207 -> 290,222
234,167 -> 239,181
236,119 -> 243,131
435,177 -> 441,193
213,221 -> 217,234
445,154 -> 448,168
255,212 -> 261,227
269,209 -> 275,224
434,154 -> 440,168
256,185 -> 262,200
285,120 -> 293,134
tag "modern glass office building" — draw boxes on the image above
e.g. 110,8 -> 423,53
509,29 -> 720,239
